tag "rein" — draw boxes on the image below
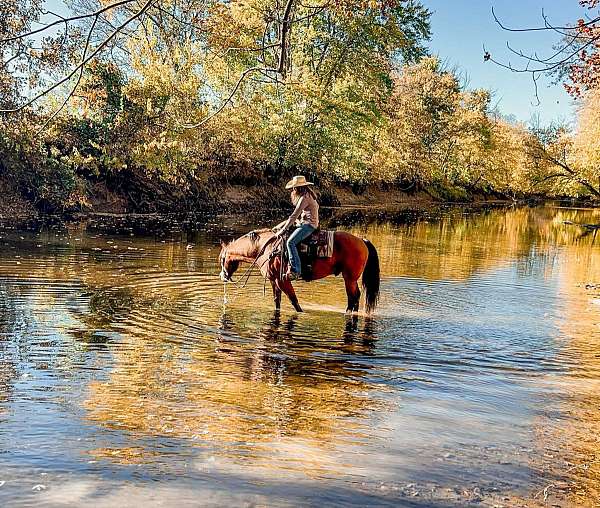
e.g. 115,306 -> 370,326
224,235 -> 280,289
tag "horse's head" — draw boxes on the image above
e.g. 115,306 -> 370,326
219,240 -> 239,282
218,230 -> 273,283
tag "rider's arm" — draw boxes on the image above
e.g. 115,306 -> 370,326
272,220 -> 287,231
280,196 -> 307,231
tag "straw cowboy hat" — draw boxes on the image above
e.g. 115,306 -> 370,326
285,175 -> 315,189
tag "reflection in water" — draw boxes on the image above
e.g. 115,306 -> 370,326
529,221 -> 600,507
0,204 -> 599,506
84,309 -> 382,480
0,283 -> 20,410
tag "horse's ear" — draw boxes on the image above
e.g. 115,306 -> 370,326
220,238 -> 231,248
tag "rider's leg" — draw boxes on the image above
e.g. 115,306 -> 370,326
286,224 -> 316,275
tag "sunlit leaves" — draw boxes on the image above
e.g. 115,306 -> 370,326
564,0 -> 600,97
5,0 -> 598,206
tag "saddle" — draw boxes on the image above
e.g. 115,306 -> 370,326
298,229 -> 334,259
284,229 -> 334,281
273,229 -> 334,281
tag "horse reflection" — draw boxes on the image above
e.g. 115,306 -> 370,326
221,309 -> 377,349
259,311 -> 298,341
343,315 -> 377,347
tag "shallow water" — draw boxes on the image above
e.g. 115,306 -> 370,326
0,204 -> 599,507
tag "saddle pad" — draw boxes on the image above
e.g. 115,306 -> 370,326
300,230 -> 334,258
318,230 -> 334,257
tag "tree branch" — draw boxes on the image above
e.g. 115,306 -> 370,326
1,0 -> 155,113
36,14 -> 100,132
544,154 -> 600,197
181,66 -> 279,129
492,6 -> 600,32
0,0 -> 139,43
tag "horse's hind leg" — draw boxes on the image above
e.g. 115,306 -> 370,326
344,276 -> 361,313
277,279 -> 303,312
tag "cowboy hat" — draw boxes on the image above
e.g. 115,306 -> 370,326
285,175 -> 315,189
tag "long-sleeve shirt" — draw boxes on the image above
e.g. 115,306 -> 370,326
281,194 -> 319,230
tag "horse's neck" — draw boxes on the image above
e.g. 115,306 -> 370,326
230,234 -> 272,262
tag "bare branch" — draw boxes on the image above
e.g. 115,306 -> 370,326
0,0 -> 139,44
531,72 -> 541,106
218,43 -> 280,59
541,9 -> 597,41
181,66 -> 279,129
153,4 -> 206,33
485,32 -> 600,74
491,6 -> 600,33
36,14 -> 100,132
1,0 -> 155,113
292,3 -> 329,24
487,3 -> 600,98
505,36 -> 580,66
534,172 -> 571,185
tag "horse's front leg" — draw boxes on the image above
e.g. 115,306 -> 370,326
277,278 -> 303,312
271,280 -> 282,311
262,259 -> 283,312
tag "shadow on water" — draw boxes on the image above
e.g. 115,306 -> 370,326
0,204 -> 600,506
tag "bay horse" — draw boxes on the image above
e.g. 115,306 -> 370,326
219,229 -> 380,313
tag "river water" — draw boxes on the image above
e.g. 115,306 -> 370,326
0,204 -> 599,507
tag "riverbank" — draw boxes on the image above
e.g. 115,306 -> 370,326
4,169 -> 597,225
0,177 -> 38,220
0,174 -> 519,222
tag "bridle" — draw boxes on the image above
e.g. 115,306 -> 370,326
220,234 -> 279,288
220,247 -> 233,282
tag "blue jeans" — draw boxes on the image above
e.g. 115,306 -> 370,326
286,224 -> 316,274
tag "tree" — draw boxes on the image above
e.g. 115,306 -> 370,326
485,1 -> 600,200
101,0 -> 432,182
525,112 -> 600,199
370,58 -> 497,192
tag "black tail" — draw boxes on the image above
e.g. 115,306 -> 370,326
362,239 -> 380,314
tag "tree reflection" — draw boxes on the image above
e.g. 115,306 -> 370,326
528,221 -> 600,506
341,205 -> 600,280
83,309 -> 385,475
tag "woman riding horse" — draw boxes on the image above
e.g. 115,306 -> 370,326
272,175 -> 319,281
219,176 -> 380,314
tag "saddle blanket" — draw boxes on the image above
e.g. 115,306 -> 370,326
299,230 -> 334,258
